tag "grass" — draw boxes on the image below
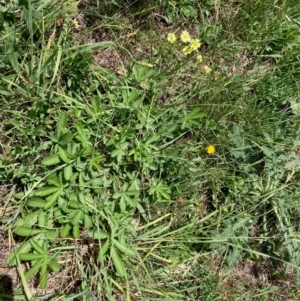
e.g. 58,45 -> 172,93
1,0 -> 300,300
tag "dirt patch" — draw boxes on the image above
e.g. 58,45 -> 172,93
217,260 -> 298,301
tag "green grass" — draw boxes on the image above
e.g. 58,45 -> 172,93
1,0 -> 300,300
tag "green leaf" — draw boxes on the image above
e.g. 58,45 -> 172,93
38,211 -> 47,227
47,175 -> 62,187
84,213 -> 93,228
8,241 -> 32,266
120,195 -> 126,211
39,260 -> 48,289
49,260 -> 61,272
73,223 -> 80,239
185,107 -> 206,127
30,240 -> 45,254
43,190 -> 62,210
58,146 -> 70,163
71,210 -> 83,225
27,198 -> 46,208
111,247 -> 126,277
18,253 -> 45,261
14,227 -> 41,237
88,229 -> 109,239
35,186 -> 61,197
58,132 -> 72,146
14,192 -> 25,200
44,229 -> 58,240
24,257 -> 45,279
64,165 -> 73,181
91,97 -> 100,114
0,86 -> 13,96
60,223 -> 72,238
112,239 -> 137,257
98,239 -> 110,262
124,194 -> 137,208
41,154 -> 60,166
56,113 -> 67,138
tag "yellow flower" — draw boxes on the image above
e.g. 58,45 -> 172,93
180,30 -> 191,43
182,46 -> 193,56
214,76 -> 219,81
197,54 -> 203,62
190,39 -> 201,50
167,33 -> 176,43
71,19 -> 79,29
206,145 -> 215,154
204,65 -> 212,74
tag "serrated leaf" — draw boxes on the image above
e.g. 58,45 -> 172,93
91,97 -> 100,114
58,146 -> 70,163
56,113 -> 67,138
14,227 -> 41,237
47,175 -> 62,187
84,213 -> 93,228
58,132 -> 72,146
71,210 -> 83,225
43,190 -> 62,210
38,211 -> 47,227
44,229 -> 58,241
27,198 -> 46,208
41,154 -> 60,166
111,247 -> 125,277
15,210 -> 40,227
35,186 -> 61,197
64,165 -> 73,181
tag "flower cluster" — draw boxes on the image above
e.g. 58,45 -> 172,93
167,30 -> 212,74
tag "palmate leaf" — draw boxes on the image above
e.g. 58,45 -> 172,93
149,180 -> 171,201
182,107 -> 206,129
24,257 -> 45,279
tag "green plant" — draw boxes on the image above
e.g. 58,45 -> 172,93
2,0 -> 300,299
